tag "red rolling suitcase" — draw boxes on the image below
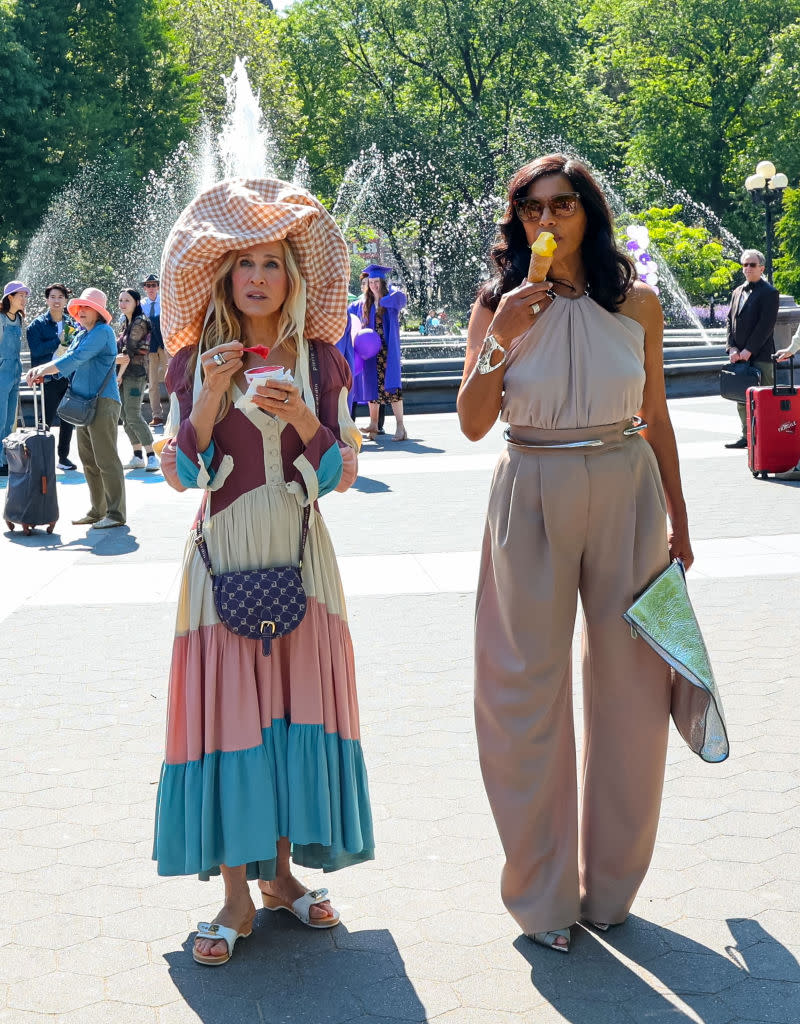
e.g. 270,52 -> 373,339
747,356 -> 800,478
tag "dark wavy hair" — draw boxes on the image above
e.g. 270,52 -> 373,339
119,288 -> 145,346
478,154 -> 636,313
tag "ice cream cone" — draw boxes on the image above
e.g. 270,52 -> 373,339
527,231 -> 557,282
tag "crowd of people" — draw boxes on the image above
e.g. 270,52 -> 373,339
0,275 -> 171,526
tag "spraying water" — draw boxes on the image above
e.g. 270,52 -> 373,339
219,57 -> 276,179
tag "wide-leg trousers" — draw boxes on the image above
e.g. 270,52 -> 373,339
475,422 -> 672,934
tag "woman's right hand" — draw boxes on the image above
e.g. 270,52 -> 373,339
200,342 -> 244,395
490,280 -> 555,347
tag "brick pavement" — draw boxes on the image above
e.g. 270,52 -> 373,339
0,397 -> 798,1023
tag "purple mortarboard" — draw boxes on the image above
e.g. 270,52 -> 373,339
363,264 -> 393,279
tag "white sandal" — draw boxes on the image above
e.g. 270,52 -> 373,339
193,921 -> 252,965
261,886 -> 340,929
532,928 -> 571,953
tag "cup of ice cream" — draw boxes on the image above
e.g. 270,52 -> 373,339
244,365 -> 294,399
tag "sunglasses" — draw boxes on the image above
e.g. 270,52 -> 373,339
741,262 -> 760,268
515,193 -> 581,221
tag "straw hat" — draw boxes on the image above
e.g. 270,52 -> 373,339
160,178 -> 350,354
66,287 -> 113,324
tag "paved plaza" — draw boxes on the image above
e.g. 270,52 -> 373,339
0,394 -> 799,1024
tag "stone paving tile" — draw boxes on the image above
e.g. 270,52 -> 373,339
6,972 -> 105,1014
1,408 -> 800,1023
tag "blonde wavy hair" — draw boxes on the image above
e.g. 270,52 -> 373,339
186,240 -> 307,417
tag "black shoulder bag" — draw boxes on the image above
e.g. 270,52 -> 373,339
56,363 -> 116,427
719,361 -> 761,403
192,341 -> 321,656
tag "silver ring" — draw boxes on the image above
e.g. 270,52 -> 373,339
530,302 -> 541,316
212,353 -> 225,366
283,396 -> 290,404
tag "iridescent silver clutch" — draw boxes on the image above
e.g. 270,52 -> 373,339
624,560 -> 729,763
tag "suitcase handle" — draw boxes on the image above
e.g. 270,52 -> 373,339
772,354 -> 797,396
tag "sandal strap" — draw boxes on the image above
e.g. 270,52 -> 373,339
196,921 -> 237,955
291,888 -> 330,923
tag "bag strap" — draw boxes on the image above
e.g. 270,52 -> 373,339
193,341 -> 322,577
308,339 -> 321,414
194,504 -> 310,576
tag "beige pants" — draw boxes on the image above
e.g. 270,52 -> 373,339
76,397 -> 126,524
147,347 -> 170,421
475,422 -> 672,934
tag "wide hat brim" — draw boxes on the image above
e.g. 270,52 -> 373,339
66,298 -> 113,324
160,178 -> 350,354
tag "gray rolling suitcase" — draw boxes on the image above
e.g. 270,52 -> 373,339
3,382 -> 59,535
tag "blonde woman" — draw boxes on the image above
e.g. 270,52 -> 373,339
152,179 -> 373,966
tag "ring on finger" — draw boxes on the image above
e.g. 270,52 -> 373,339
212,353 -> 225,366
529,302 -> 541,316
283,396 -> 290,404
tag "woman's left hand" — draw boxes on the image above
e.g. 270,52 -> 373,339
251,379 -> 318,433
26,366 -> 46,387
668,523 -> 694,571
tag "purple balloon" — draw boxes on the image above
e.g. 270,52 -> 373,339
353,352 -> 364,376
354,328 -> 381,359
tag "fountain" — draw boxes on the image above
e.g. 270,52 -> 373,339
219,56 -> 276,179
18,57 -> 794,413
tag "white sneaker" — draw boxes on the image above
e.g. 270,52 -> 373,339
146,454 -> 160,473
91,516 -> 124,529
125,456 -> 146,470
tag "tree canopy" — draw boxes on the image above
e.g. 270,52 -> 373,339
3,0 -> 799,310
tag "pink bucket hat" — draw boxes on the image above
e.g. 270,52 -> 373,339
66,287 -> 113,324
159,177 -> 350,354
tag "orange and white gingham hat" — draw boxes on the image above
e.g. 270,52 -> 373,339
159,178 -> 349,354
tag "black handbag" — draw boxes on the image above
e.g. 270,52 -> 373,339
719,361 -> 761,402
194,507 -> 310,655
56,364 -> 115,427
192,340 -> 322,657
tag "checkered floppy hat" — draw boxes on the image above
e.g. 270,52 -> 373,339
160,178 -> 349,354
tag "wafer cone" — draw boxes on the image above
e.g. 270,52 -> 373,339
527,231 -> 557,282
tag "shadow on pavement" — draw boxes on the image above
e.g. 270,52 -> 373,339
514,916 -> 800,1023
164,916 -> 428,1023
351,476 -> 392,493
359,439 -> 446,455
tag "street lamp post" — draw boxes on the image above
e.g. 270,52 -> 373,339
745,160 -> 789,283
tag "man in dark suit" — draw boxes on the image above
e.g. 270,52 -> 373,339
725,249 -> 779,448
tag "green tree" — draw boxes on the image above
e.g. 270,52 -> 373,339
1,0 -> 197,277
161,0 -> 302,174
621,206 -> 739,305
775,189 -> 800,300
0,5 -> 48,269
582,0 -> 800,214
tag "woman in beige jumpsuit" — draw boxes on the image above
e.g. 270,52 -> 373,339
458,155 -> 694,953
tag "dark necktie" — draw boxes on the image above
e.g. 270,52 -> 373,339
148,301 -> 156,318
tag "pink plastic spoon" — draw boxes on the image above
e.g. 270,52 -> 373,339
242,345 -> 271,359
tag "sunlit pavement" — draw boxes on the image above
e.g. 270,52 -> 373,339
1,395 -> 798,1023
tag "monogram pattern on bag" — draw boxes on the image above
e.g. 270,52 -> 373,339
212,566 -> 307,640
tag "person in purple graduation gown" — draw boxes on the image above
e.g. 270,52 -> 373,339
351,264 -> 407,442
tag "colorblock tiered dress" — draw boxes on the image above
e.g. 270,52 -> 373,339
153,341 -> 374,880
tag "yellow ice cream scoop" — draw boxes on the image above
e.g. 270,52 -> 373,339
527,231 -> 557,282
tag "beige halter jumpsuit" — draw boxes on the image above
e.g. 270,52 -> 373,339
475,293 -> 672,934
